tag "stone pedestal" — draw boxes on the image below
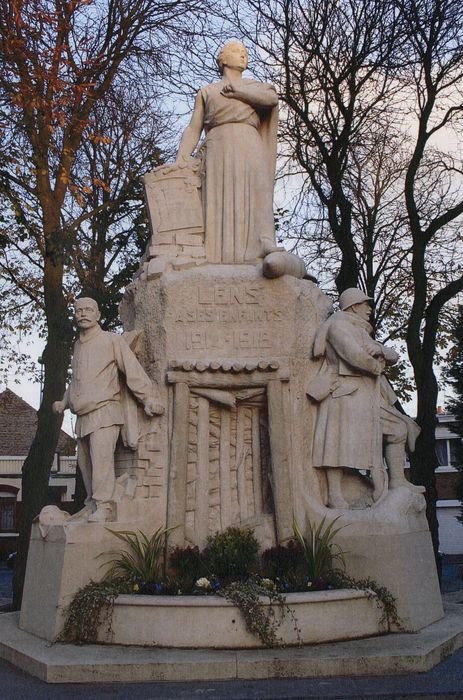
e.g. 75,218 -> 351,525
305,487 -> 444,631
120,264 -> 331,549
19,518 -> 161,641
340,527 -> 443,631
19,262 -> 444,642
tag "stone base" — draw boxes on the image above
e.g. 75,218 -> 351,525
308,489 -> 445,632
340,529 -> 443,631
2,594 -> 463,683
97,589 -> 383,648
19,515 -> 163,642
20,491 -> 443,642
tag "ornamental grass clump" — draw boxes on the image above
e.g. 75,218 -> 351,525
292,515 -> 347,584
102,526 -> 173,583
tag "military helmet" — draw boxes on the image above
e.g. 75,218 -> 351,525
339,288 -> 373,311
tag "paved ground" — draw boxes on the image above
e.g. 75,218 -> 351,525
441,560 -> 463,593
0,566 -> 12,605
0,647 -> 463,699
0,562 -> 462,698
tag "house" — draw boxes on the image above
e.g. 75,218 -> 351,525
435,412 -> 462,555
0,388 -> 76,555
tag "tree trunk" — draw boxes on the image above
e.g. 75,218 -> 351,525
12,257 -> 73,609
409,362 -> 441,580
73,467 -> 86,513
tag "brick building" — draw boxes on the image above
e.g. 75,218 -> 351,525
0,388 -> 76,555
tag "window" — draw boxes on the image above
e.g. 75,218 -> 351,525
436,438 -> 462,468
0,499 -> 16,532
448,439 -> 461,467
50,452 -> 60,473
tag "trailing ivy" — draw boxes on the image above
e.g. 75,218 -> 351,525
329,571 -> 403,631
59,578 -> 131,644
220,578 -> 289,647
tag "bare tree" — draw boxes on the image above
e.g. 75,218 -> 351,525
234,0 -> 403,290
231,0 -> 463,561
398,0 -> 463,558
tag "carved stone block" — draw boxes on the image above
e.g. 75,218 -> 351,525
143,162 -> 204,245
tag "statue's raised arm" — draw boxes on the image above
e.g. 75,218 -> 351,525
176,41 -> 279,264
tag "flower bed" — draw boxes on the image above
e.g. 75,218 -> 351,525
61,523 -> 400,647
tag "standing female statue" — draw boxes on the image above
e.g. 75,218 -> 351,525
176,41 -> 279,264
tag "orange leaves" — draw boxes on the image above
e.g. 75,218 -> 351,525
69,183 -> 83,206
91,178 -> 111,193
55,111 -> 67,128
80,179 -> 112,194
88,134 -> 113,145
11,0 -> 24,29
67,177 -> 111,207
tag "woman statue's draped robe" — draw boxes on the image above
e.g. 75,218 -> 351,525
197,79 -> 278,263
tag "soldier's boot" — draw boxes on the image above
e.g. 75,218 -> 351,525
386,444 -> 425,493
88,501 -> 113,523
326,468 -> 350,509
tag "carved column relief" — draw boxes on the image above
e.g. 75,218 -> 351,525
267,380 -> 293,542
167,366 -> 290,546
168,377 -> 280,545
167,382 -> 190,545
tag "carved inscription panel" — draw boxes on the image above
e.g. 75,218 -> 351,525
165,273 -> 298,360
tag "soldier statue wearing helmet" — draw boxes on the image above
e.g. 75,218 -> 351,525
307,288 -> 423,509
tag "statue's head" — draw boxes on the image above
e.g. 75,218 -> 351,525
339,288 -> 372,321
339,288 -> 372,311
74,297 -> 101,330
216,41 -> 248,75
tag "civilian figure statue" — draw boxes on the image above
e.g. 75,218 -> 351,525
307,288 -> 423,509
176,40 -> 279,263
53,298 -> 163,523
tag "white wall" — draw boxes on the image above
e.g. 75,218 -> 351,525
437,501 -> 463,554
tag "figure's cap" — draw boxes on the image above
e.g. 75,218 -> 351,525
339,288 -> 373,311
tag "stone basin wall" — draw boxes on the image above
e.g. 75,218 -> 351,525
96,589 -> 384,648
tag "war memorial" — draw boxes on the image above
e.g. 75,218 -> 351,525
1,40 -> 461,684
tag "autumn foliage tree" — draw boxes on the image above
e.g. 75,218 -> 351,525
0,0 -> 213,607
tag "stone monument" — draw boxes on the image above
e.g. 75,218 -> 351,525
19,40 -> 443,643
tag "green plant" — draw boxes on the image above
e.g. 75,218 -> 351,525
261,540 -> 305,584
292,515 -> 347,581
204,527 -> 260,580
102,526 -> 173,583
328,570 -> 402,631
60,578 -> 131,644
168,545 -> 207,589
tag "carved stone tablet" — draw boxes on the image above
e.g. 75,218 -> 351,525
143,161 -> 204,241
